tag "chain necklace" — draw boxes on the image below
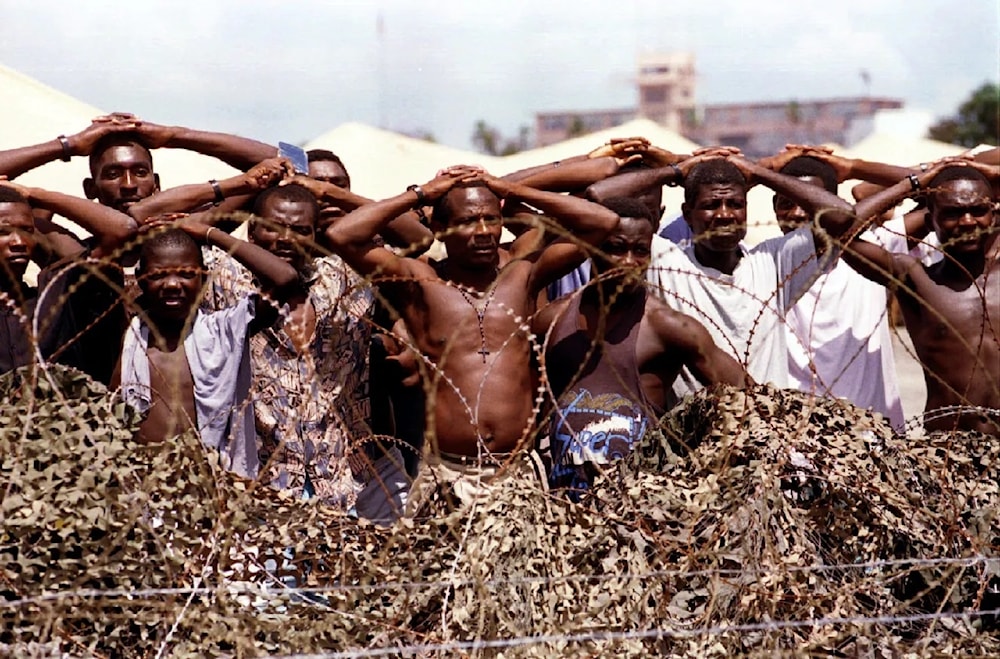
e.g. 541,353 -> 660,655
457,284 -> 495,363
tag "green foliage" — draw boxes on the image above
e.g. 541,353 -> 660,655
472,120 -> 531,155
1,368 -> 997,656
928,82 -> 1000,147
566,115 -> 589,138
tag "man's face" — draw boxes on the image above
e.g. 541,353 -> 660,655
0,202 -> 35,281
138,244 -> 204,324
437,187 -> 503,271
251,197 -> 316,272
309,160 -> 351,225
593,216 -> 653,292
929,178 -> 997,255
773,175 -> 824,235
86,144 -> 159,213
683,183 -> 748,252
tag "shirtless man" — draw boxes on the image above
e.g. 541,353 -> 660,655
843,162 -> 1000,435
115,225 -> 297,476
325,166 -> 620,511
533,197 -> 748,497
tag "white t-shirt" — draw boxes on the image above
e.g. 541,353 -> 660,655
646,226 -> 825,403
878,212 -> 942,266
785,224 -> 905,430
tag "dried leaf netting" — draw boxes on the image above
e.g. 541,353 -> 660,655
1,202 -> 999,656
2,366 -> 998,657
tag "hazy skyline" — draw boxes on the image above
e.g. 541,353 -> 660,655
3,1 -> 997,149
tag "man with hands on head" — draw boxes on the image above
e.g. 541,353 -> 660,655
838,157 -> 1000,436
325,165 -> 620,515
197,163 -> 409,522
638,146 -> 856,404
759,147 -> 906,429
112,217 -> 298,477
0,113 -> 278,236
0,179 -> 135,383
534,196 -> 749,499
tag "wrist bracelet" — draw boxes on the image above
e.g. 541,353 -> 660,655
57,135 -> 72,162
406,184 -> 426,206
209,179 -> 225,205
668,163 -> 683,187
907,173 -> 921,192
205,226 -> 217,243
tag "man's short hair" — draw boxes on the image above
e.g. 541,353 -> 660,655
306,149 -> 347,170
252,183 -> 320,221
431,181 -> 496,226
683,160 -> 747,206
600,196 -> 657,228
779,156 -> 838,193
926,166 -> 994,211
136,228 -> 204,275
927,166 -> 992,193
0,186 -> 30,206
88,132 -> 154,175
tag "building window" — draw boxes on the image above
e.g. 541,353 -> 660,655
643,87 -> 667,104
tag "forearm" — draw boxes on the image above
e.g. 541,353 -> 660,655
852,173 -> 934,237
506,183 -> 618,243
851,181 -> 885,202
502,156 -> 588,182
328,189 -> 419,248
0,140 -> 66,179
699,347 -> 752,388
383,212 -> 433,251
129,175 -> 251,221
26,187 -> 136,252
33,211 -> 86,262
164,127 -> 276,172
974,147 -> 999,166
845,159 -> 915,187
749,163 -> 854,236
585,166 -> 677,204
205,228 -> 297,290
306,180 -> 371,211
510,157 -> 620,192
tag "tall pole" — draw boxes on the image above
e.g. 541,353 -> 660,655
377,10 -> 386,129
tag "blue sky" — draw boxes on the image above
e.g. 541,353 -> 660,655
3,0 -> 997,148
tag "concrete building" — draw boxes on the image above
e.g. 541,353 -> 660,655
683,97 -> 903,157
636,52 -> 696,132
533,52 -> 903,156
535,108 -> 636,148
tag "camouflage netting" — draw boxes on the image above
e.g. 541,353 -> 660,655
1,365 -> 998,657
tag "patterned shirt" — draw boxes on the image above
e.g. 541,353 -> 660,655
202,248 -> 374,506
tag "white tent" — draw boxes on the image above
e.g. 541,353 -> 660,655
302,119 -> 793,245
490,118 -> 785,244
0,63 -> 242,196
838,133 -> 964,167
493,118 -> 701,176
305,122 -> 498,201
0,64 -> 104,196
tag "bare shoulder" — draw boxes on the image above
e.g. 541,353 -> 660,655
644,294 -> 708,345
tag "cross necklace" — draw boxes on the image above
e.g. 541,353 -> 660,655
457,284 -> 496,363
